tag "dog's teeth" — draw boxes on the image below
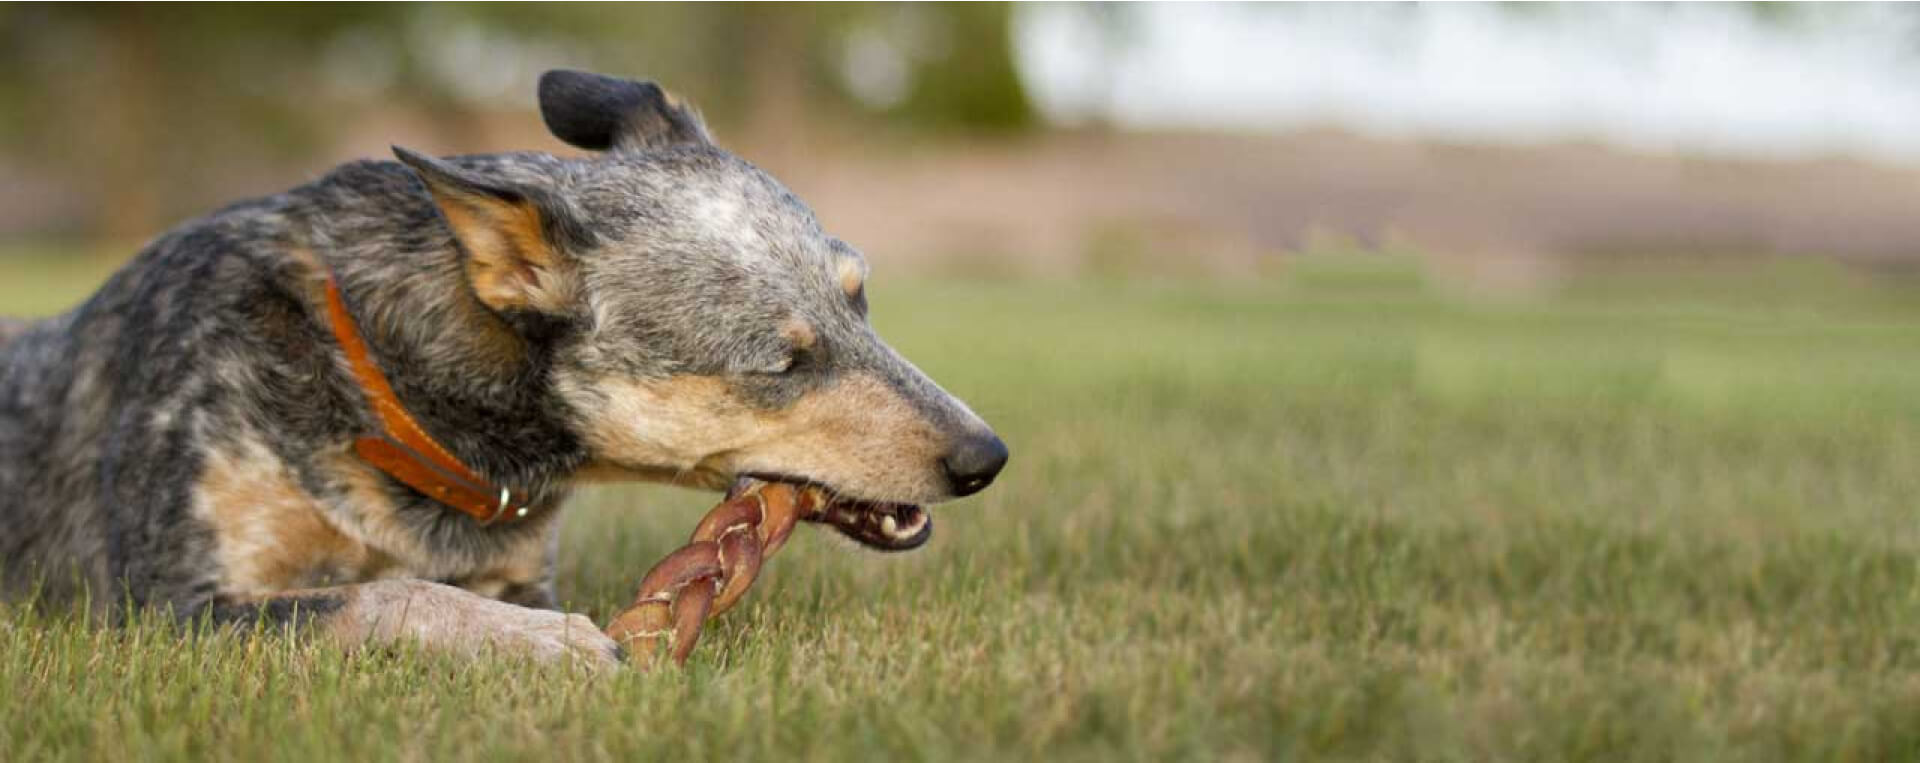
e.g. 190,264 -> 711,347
881,515 -> 898,536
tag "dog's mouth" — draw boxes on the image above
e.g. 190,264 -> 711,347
731,475 -> 932,552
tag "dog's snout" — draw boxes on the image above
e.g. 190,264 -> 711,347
942,432 -> 1008,497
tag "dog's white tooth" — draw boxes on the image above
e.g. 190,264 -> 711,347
881,515 -> 898,536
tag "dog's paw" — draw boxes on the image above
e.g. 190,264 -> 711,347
330,579 -> 623,669
470,608 -> 625,670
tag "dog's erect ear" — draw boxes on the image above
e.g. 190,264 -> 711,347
393,146 -> 585,314
537,69 -> 711,152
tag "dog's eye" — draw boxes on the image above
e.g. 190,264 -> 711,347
771,317 -> 816,374
759,348 -> 804,375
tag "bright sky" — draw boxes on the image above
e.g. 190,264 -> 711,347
1015,3 -> 1920,163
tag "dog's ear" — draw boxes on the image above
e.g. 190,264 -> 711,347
537,69 -> 711,152
392,146 -> 586,314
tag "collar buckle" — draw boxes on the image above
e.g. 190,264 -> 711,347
485,486 -> 530,525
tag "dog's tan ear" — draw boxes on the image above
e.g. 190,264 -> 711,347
538,69 -> 710,152
392,146 -> 586,314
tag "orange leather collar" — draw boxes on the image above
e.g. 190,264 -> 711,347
324,273 -> 528,525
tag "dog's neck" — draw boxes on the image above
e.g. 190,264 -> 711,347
317,245 -> 589,512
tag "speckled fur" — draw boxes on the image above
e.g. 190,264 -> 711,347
0,70 -> 1000,664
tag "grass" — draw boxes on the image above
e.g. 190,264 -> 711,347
5,250 -> 1920,760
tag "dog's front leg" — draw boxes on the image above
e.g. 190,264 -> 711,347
208,579 -> 624,668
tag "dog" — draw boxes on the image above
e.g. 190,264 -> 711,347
0,70 -> 1007,666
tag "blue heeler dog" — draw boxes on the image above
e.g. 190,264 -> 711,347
0,70 -> 1008,667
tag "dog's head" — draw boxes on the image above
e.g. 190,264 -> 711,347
392,70 -> 1005,548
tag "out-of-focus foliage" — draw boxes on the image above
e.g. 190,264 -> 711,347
0,3 -> 1034,238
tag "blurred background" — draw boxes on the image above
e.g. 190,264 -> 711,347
6,2 -> 1920,292
9,5 -> 1920,757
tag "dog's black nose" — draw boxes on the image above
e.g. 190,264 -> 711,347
943,432 -> 1009,497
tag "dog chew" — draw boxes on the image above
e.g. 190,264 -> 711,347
603,478 -> 822,665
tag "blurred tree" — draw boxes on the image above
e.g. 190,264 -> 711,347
0,3 -> 1035,241
830,4 -> 1035,133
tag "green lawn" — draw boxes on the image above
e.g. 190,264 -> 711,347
4,252 -> 1920,760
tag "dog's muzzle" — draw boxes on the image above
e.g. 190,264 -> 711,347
732,478 -> 932,551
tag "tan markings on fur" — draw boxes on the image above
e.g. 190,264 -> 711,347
574,376 -> 750,474
836,256 -> 867,298
779,316 -> 817,351
433,194 -> 574,313
282,580 -> 618,668
194,437 -> 382,595
284,246 -> 344,338
284,245 -> 328,301
752,373 -> 946,500
573,460 -> 729,490
573,372 -> 947,502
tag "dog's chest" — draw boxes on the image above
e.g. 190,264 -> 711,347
190,438 -> 546,598
191,443 -> 393,593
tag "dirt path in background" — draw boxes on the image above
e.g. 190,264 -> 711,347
763,131 -> 1920,287
13,121 -> 1920,289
